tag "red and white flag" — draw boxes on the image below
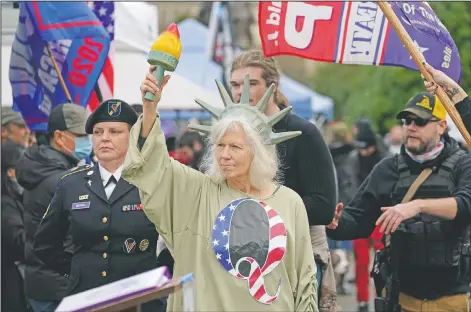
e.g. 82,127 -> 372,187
88,1 -> 115,112
258,2 -> 461,81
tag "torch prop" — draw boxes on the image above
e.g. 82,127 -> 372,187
144,23 -> 182,102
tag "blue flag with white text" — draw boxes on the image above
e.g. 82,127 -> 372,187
9,2 -> 110,131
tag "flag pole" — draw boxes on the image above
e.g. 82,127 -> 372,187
377,1 -> 471,148
94,85 -> 104,103
46,43 -> 73,103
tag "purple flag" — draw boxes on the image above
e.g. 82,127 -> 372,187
384,2 -> 461,82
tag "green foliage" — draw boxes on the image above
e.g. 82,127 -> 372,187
309,2 -> 471,135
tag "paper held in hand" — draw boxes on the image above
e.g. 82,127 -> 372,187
55,267 -> 171,312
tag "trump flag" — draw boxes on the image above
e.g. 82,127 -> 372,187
258,2 -> 461,82
9,2 -> 110,131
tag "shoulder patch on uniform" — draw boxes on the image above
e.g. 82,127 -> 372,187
61,164 -> 92,180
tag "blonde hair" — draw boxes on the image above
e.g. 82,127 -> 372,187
328,121 -> 352,144
231,50 -> 288,108
199,117 -> 281,190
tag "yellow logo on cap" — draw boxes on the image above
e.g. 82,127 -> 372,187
416,95 -> 432,111
432,96 -> 447,120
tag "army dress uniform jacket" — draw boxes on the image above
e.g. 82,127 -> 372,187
33,165 -> 163,299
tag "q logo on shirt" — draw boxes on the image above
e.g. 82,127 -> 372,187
211,198 -> 287,304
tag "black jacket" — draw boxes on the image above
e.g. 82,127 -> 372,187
1,192 -> 25,264
329,143 -> 355,204
1,189 -> 28,312
327,135 -> 471,299
16,145 -> 77,300
274,113 -> 337,225
344,135 -> 392,201
33,165 -> 165,312
456,96 -> 471,134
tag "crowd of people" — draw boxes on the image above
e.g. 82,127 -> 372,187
1,50 -> 471,312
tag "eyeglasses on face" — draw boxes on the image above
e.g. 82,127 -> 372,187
402,117 -> 439,127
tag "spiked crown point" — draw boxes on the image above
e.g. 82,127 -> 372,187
187,73 -> 302,144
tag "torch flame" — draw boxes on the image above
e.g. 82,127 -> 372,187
151,23 -> 182,59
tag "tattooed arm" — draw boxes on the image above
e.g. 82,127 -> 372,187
422,63 -> 467,105
445,86 -> 467,104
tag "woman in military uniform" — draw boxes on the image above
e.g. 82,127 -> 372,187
33,100 -> 166,312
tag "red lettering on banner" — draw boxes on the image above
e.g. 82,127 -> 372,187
72,58 -> 93,75
259,2 -> 345,62
79,45 -> 99,62
69,71 -> 87,87
84,37 -> 104,53
68,37 -> 104,88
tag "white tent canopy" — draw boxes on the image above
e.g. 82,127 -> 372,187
107,2 -> 222,111
114,51 -> 222,110
2,46 -> 14,106
114,2 -> 159,53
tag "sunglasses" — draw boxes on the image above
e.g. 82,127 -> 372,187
402,117 -> 439,127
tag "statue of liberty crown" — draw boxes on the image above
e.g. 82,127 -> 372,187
187,74 -> 302,145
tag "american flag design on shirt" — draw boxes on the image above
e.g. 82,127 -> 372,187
212,198 -> 287,304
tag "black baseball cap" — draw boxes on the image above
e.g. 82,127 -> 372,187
353,119 -> 377,148
48,103 -> 88,136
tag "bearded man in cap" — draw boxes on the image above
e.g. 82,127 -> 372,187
16,103 -> 92,312
328,92 -> 471,311
33,99 -> 166,312
1,106 -> 30,147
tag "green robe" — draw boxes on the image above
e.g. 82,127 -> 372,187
123,117 -> 318,311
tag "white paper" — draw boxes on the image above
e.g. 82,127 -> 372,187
55,267 -> 170,312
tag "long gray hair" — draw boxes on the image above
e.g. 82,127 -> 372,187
199,117 -> 281,189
